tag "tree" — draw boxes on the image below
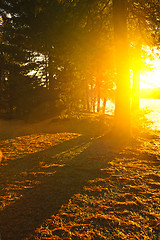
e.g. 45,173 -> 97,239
129,0 -> 160,112
113,0 -> 131,135
0,0 -> 65,118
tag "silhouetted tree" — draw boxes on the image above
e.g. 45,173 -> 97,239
113,0 -> 131,135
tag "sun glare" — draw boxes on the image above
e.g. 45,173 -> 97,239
140,55 -> 160,89
140,69 -> 160,89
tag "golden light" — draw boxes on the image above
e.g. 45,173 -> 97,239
140,50 -> 160,90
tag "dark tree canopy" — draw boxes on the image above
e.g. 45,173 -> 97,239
0,0 -> 160,126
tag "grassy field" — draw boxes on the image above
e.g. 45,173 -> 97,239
0,114 -> 160,239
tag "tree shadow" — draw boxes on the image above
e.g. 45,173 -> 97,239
0,133 -> 128,240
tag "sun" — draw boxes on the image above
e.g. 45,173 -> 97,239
140,70 -> 160,89
140,56 -> 160,89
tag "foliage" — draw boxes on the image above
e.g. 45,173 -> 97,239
0,0 -> 160,119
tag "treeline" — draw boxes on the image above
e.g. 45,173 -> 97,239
0,0 -> 159,120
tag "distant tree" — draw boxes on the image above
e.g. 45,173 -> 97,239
64,0 -> 114,113
129,0 -> 160,111
112,0 -> 160,135
0,0 -> 116,117
0,4 -> 49,118
3,0 -> 160,122
0,0 -> 64,118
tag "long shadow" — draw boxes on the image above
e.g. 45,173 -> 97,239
0,135 -> 90,179
0,134 -> 127,240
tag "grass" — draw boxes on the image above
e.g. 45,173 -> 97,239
0,114 -> 160,239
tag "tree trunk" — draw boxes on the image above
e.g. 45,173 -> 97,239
132,44 -> 141,111
97,95 -> 100,112
45,54 -> 49,90
86,84 -> 90,111
93,97 -> 96,113
90,78 -> 94,111
0,52 -> 3,110
113,0 -> 131,136
96,77 -> 101,113
48,52 -> 54,91
0,68 -> 2,109
103,98 -> 106,114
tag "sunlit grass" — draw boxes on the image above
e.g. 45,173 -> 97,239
1,116 -> 160,239
27,131 -> 160,240
0,132 -> 83,211
0,133 -> 80,163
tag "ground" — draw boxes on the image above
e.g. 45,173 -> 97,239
0,113 -> 160,240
